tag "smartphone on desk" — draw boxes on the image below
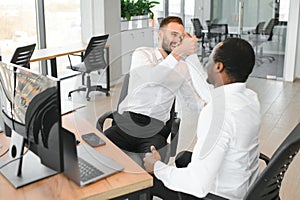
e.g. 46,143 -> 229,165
81,132 -> 106,147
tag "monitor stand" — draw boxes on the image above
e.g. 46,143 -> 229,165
0,130 -> 58,188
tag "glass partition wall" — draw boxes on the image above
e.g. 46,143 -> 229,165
211,0 -> 288,80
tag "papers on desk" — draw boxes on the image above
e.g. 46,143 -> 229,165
61,100 -> 86,115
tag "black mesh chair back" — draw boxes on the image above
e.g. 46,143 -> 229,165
208,24 -> 228,39
68,34 -> 110,100
83,34 -> 109,73
254,21 -> 266,34
263,18 -> 278,41
191,18 -> 204,39
10,43 -> 36,68
244,123 -> 300,200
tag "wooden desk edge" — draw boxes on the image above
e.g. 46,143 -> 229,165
30,44 -> 110,63
85,178 -> 153,200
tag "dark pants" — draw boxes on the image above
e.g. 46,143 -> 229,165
104,112 -> 169,154
151,151 -> 202,200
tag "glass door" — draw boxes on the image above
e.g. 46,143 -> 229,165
211,0 -> 288,79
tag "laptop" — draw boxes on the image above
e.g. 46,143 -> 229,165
62,128 -> 124,186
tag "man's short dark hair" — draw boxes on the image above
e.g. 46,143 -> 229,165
159,16 -> 184,29
213,37 -> 255,82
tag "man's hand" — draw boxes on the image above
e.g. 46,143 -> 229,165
143,146 -> 161,174
172,36 -> 198,60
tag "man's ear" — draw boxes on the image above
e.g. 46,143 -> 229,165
158,29 -> 163,40
215,62 -> 224,72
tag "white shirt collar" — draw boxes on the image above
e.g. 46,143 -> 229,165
154,48 -> 164,63
213,82 -> 246,98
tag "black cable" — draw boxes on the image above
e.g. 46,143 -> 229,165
0,143 -> 30,170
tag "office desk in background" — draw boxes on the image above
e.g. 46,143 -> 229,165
0,112 -> 153,200
30,43 -> 110,92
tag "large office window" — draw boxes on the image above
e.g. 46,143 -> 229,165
44,0 -> 81,47
169,0 -> 182,17
0,0 -> 37,58
44,0 -> 82,74
0,0 -> 82,73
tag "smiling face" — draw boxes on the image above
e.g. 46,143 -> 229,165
159,22 -> 185,54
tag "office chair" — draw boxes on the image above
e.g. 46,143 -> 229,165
96,73 -> 181,164
249,18 -> 278,66
190,18 -> 211,62
190,18 -> 205,48
251,21 -> 266,35
10,43 -> 36,68
207,23 -> 228,44
68,34 -> 109,101
200,122 -> 300,200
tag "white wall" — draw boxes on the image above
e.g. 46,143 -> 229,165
81,0 -> 122,82
296,28 -> 300,78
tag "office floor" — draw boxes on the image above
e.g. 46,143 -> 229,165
250,54 -> 284,79
61,75 -> 300,200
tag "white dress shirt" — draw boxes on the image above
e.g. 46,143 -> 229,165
154,83 -> 261,199
119,47 -> 205,123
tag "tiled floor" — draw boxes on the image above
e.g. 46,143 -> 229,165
61,75 -> 300,200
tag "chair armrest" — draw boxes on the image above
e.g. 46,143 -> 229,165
96,111 -> 115,133
170,117 -> 181,157
67,53 -> 84,70
203,193 -> 228,200
259,153 -> 270,165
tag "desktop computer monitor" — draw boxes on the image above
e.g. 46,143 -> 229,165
0,61 -> 64,188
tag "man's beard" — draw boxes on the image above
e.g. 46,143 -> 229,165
164,48 -> 171,55
162,42 -> 171,55
162,36 -> 172,55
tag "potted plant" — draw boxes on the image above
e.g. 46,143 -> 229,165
120,0 -> 159,30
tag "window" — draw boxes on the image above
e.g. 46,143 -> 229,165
44,0 -> 81,47
0,0 -> 37,59
169,0 -> 181,16
44,0 -> 82,73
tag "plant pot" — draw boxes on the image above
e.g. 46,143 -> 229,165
130,16 -> 139,29
139,15 -> 149,28
121,18 -> 129,31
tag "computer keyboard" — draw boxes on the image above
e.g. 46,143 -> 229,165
78,157 -> 104,182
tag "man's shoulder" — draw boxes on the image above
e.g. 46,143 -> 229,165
134,47 -> 155,53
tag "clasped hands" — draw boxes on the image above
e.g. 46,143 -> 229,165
143,145 -> 161,174
172,33 -> 198,60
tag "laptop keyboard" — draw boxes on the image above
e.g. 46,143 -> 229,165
78,157 -> 104,182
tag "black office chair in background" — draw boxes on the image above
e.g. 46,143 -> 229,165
96,73 -> 181,164
190,18 -> 211,62
10,43 -> 36,68
201,122 -> 300,200
207,23 -> 228,45
68,34 -> 110,101
250,21 -> 266,35
248,18 -> 278,66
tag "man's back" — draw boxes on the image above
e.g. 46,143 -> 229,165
194,83 -> 261,199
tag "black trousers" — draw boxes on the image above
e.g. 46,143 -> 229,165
151,151 -> 202,200
104,111 -> 169,154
